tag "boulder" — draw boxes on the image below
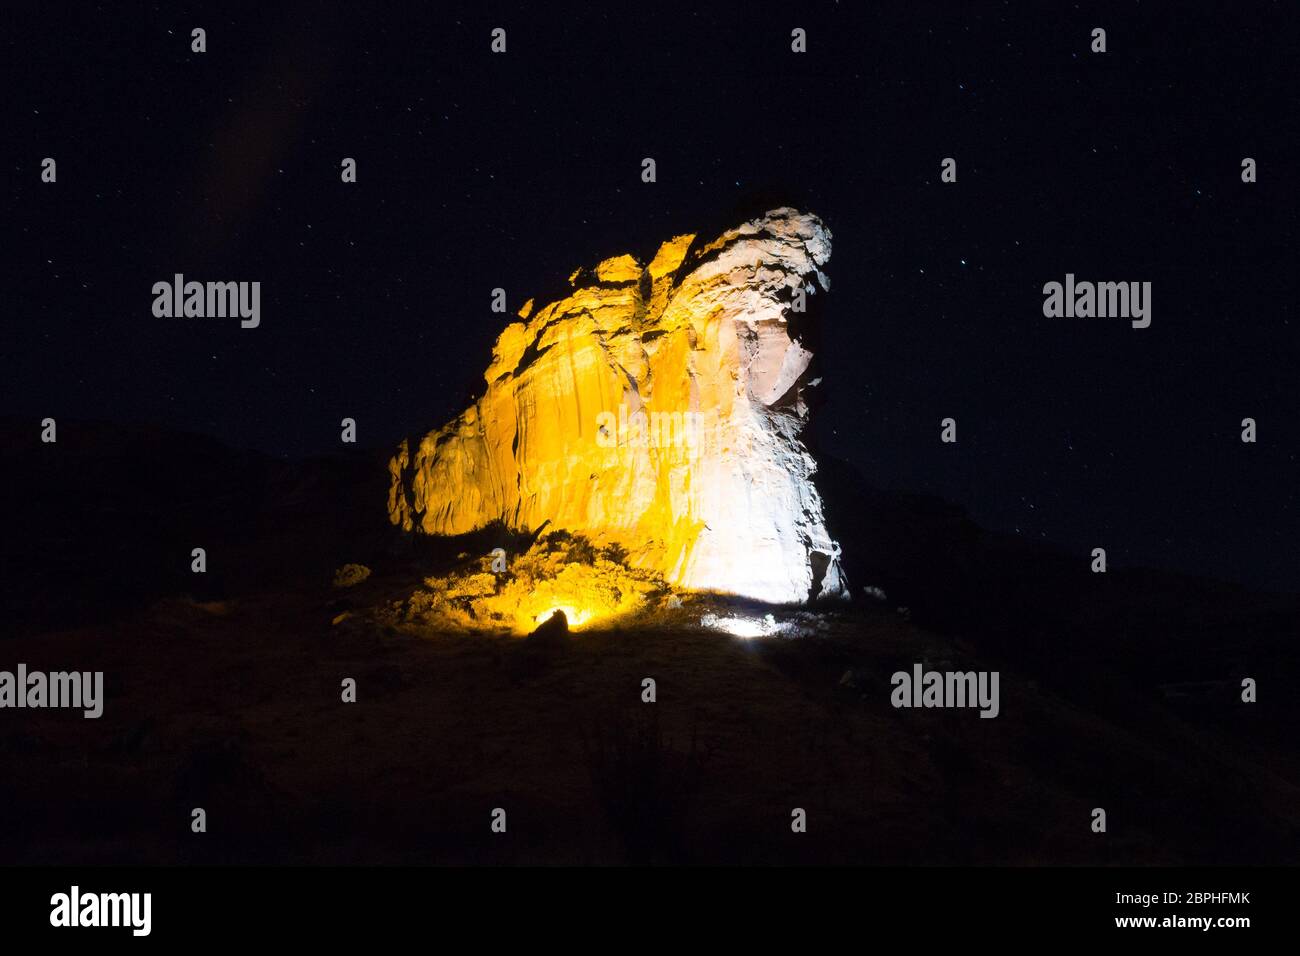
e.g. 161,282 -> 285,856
388,208 -> 846,604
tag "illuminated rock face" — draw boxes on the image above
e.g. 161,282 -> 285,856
388,208 -> 847,604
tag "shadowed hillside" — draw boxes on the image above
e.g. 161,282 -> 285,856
2,421 -> 1296,864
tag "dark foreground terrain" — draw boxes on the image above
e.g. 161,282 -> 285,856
2,421 -> 1297,864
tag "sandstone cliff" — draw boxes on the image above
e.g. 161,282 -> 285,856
388,208 -> 846,604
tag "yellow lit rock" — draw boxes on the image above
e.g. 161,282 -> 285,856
401,532 -> 665,634
595,253 -> 643,283
389,208 -> 847,604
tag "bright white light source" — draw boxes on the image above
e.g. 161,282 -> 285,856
700,612 -> 782,639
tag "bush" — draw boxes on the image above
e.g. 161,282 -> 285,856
332,563 -> 372,588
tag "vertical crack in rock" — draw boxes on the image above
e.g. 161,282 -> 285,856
389,208 -> 847,604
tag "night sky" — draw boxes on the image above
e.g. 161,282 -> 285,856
7,2 -> 1298,591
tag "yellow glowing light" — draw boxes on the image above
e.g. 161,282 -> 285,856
531,606 -> 593,630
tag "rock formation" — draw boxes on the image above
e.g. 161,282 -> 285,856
388,208 -> 847,604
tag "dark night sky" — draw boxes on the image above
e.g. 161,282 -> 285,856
6,2 -> 1298,591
